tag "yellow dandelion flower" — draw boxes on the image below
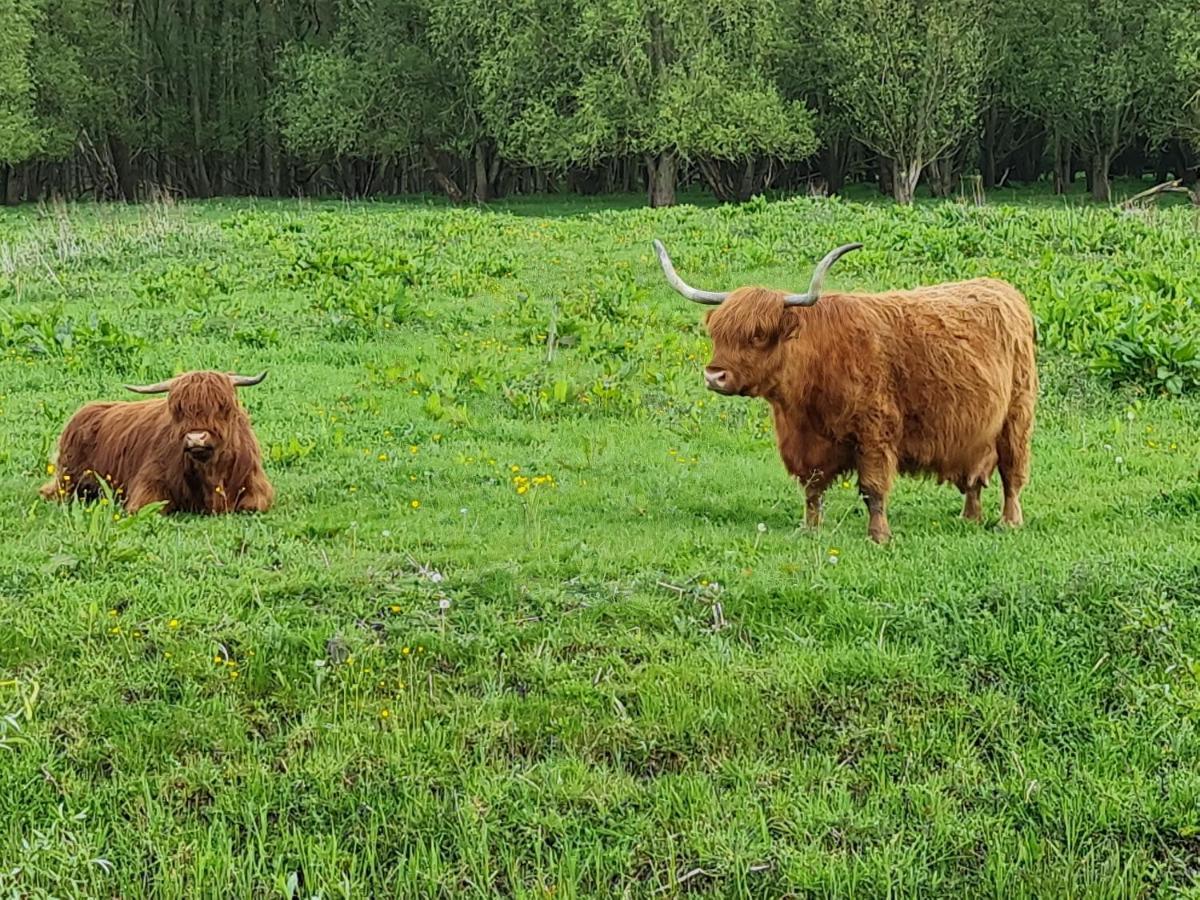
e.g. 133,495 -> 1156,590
109,609 -> 118,617
378,453 -> 389,462
411,499 -> 420,509
168,619 -> 180,629
510,465 -> 520,473
402,646 -> 411,655
46,463 -> 56,475
229,671 -> 239,680
380,708 -> 391,719
517,485 -> 529,495
409,445 -> 419,454
390,604 -> 401,614
213,655 -> 223,664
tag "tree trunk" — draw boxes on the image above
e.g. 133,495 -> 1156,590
1052,136 -> 1069,194
819,135 -> 849,194
893,158 -> 922,204
877,156 -> 894,197
981,107 -> 998,188
1091,152 -> 1112,202
108,134 -> 137,201
927,157 -> 959,198
645,151 -> 677,207
472,143 -> 490,203
0,165 -> 11,206
423,145 -> 465,203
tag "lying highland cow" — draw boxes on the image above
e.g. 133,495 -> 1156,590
41,370 -> 274,515
654,240 -> 1037,542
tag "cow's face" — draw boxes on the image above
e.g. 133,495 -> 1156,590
167,372 -> 240,464
701,289 -> 790,397
125,371 -> 266,465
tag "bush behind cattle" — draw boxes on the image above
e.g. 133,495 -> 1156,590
1,188 -> 1199,896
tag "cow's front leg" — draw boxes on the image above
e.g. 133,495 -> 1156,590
125,479 -> 171,514
235,470 -> 275,513
857,449 -> 896,544
956,477 -> 984,523
801,471 -> 836,529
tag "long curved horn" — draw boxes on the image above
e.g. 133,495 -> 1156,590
230,371 -> 268,388
783,243 -> 863,307
653,240 -> 729,305
124,378 -> 174,394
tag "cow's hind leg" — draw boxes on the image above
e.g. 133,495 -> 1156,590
997,406 -> 1034,528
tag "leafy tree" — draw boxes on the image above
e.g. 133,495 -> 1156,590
1020,0 -> 1176,201
0,0 -> 42,167
275,0 -> 471,200
1172,16 -> 1200,153
806,0 -> 987,204
439,0 -> 814,207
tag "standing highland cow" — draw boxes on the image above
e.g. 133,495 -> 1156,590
654,241 -> 1037,543
41,370 -> 274,515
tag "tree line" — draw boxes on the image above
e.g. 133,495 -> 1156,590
2,0 -> 1198,206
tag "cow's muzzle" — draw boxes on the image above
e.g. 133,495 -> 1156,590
704,367 -> 735,395
184,431 -> 215,461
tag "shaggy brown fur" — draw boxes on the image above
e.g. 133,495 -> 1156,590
40,371 -> 274,514
701,278 -> 1037,542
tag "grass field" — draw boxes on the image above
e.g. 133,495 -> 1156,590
2,189 -> 1200,897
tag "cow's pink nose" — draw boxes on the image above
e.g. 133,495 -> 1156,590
184,431 -> 211,448
704,367 -> 729,391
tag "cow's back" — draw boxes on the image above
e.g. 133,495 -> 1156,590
55,398 -> 168,487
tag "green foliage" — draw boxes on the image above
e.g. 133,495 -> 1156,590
2,0 -> 1199,206
0,306 -> 145,368
273,0 -> 459,162
0,0 -> 42,163
434,0 -> 816,172
803,0 -> 986,202
3,195 -> 1200,894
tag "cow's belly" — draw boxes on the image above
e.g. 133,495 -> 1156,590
898,388 -> 1009,483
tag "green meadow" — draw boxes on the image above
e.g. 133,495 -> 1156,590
2,191 -> 1200,897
